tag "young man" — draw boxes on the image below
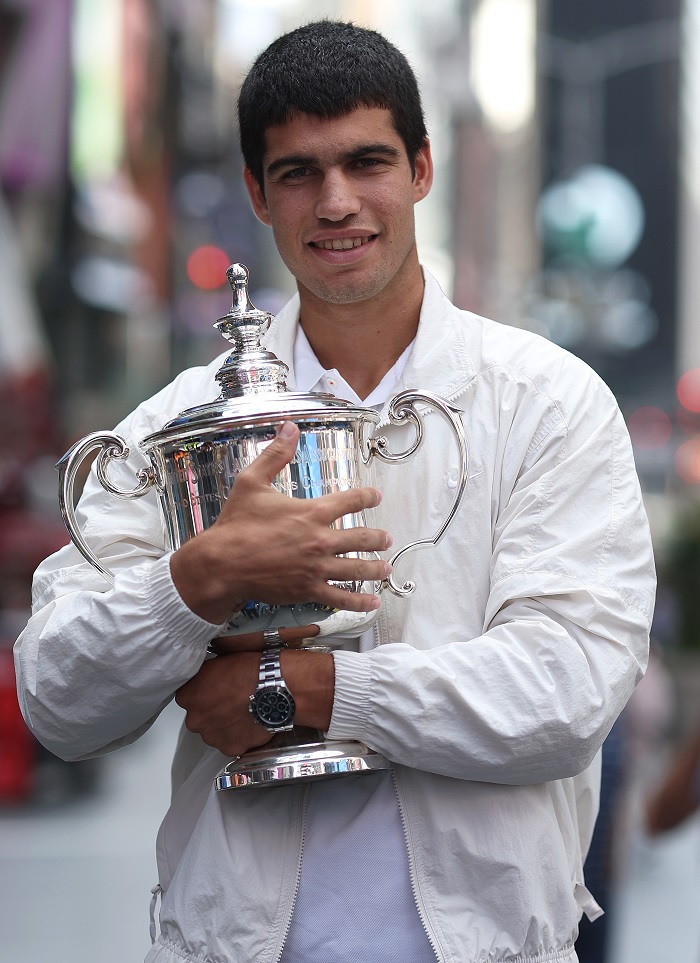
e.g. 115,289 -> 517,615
16,20 -> 655,963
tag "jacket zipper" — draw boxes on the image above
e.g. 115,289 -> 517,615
391,766 -> 442,961
375,610 -> 442,963
272,383 -> 469,962
274,784 -> 311,963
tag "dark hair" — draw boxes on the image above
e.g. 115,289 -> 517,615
238,20 -> 428,188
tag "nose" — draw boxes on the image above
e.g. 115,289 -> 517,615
314,170 -> 361,221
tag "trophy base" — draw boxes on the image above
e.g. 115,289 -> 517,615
214,739 -> 390,791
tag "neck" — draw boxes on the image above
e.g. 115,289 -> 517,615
298,265 -> 424,400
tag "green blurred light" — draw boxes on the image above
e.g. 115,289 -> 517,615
70,0 -> 124,184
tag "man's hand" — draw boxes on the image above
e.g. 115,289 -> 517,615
170,421 -> 392,625
208,624 -> 318,656
175,649 -> 335,758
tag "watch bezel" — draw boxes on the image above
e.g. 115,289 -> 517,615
249,683 -> 296,732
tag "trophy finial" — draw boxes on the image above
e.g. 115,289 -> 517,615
226,263 -> 257,317
218,263 -> 268,328
213,263 -> 289,398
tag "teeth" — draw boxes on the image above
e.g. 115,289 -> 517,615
316,237 -> 369,250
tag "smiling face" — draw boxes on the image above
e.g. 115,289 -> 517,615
243,107 -> 433,309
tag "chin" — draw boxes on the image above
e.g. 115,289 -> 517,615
305,273 -> 392,306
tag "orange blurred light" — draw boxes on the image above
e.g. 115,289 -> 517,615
626,406 -> 672,450
676,368 -> 700,413
675,438 -> 700,484
186,245 -> 230,290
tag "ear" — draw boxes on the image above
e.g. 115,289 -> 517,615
412,139 -> 433,203
243,166 -> 272,226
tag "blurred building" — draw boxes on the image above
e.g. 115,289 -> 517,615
536,0 -> 682,498
2,1 -> 698,475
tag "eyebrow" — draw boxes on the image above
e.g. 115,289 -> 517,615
266,142 -> 402,177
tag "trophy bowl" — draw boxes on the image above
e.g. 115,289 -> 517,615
56,264 -> 468,789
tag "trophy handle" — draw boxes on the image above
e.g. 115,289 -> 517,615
55,431 -> 156,585
367,389 -> 468,598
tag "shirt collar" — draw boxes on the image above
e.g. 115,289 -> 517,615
264,269 -> 476,405
293,324 -> 414,408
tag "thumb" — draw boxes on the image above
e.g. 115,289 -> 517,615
244,421 -> 300,485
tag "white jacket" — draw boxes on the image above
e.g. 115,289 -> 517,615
15,271 -> 655,963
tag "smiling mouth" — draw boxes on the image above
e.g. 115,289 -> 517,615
310,236 -> 375,250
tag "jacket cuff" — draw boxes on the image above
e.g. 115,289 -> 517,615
144,553 -> 228,650
326,649 -> 373,740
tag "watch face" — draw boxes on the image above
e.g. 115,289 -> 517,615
251,685 -> 296,729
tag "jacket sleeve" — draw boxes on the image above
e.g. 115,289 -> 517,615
14,372 -> 226,762
327,367 -> 656,785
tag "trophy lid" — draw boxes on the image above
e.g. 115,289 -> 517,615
142,263 -> 377,448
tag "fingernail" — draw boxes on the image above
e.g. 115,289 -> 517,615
276,421 -> 296,438
385,533 -> 394,549
369,597 -> 381,610
384,562 -> 393,576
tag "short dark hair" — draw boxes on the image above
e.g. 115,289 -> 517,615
238,20 -> 428,188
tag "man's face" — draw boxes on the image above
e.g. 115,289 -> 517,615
243,107 -> 432,306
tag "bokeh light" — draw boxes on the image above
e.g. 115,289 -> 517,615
186,245 -> 230,290
676,368 -> 700,412
626,406 -> 672,450
675,437 -> 700,484
536,165 -> 645,267
675,405 -> 700,435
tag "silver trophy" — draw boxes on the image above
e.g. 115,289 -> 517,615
56,264 -> 468,790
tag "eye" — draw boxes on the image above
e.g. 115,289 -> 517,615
354,157 -> 384,169
281,166 -> 313,180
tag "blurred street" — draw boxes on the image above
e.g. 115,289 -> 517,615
610,813 -> 700,963
1,707 -> 700,963
0,701 -> 182,963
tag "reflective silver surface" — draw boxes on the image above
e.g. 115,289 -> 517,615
55,263 -> 469,788
144,416 -> 374,545
215,740 -> 390,790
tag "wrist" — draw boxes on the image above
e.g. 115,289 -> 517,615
249,645 -> 296,732
170,536 -> 244,624
280,650 -> 335,731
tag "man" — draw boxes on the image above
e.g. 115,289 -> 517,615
15,20 -> 655,963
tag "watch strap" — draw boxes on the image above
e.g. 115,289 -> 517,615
258,647 -> 285,688
249,642 -> 295,732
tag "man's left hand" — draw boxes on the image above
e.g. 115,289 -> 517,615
175,648 -> 335,758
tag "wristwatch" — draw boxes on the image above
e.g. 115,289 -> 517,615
249,644 -> 296,732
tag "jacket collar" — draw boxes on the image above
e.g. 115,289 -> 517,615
263,268 -> 476,406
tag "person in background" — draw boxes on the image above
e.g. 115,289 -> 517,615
646,724 -> 700,835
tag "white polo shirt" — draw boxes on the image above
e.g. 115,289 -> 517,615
279,327 -> 436,963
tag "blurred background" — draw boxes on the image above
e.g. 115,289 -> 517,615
1,0 -> 700,961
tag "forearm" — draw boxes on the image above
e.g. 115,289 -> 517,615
280,649 -> 335,730
15,554 -> 223,760
327,592 -> 648,784
646,730 -> 700,833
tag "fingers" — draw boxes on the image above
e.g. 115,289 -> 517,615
238,421 -> 300,487
234,435 -> 386,531
308,581 -> 382,613
314,484 -> 383,523
324,552 -> 391,580
327,525 -> 393,555
303,557 -> 390,608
